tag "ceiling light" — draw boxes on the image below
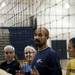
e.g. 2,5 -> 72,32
1,2 -> 6,8
64,3 -> 70,9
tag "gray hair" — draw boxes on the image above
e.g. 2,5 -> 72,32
4,45 -> 15,52
24,46 -> 36,53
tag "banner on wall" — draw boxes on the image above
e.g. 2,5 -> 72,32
9,27 -> 34,60
51,40 -> 67,59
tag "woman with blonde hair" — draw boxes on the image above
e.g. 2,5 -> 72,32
66,37 -> 75,75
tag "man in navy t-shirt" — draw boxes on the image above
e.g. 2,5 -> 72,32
31,27 -> 62,75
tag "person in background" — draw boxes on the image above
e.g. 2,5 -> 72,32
0,45 -> 21,75
66,38 -> 75,75
21,45 -> 39,75
31,27 -> 62,75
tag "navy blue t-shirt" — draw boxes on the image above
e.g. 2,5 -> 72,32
31,47 -> 62,75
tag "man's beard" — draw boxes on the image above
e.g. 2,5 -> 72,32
34,39 -> 44,48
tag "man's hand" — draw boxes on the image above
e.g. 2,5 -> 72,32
31,67 -> 39,75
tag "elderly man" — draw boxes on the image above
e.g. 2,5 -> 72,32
0,45 -> 20,75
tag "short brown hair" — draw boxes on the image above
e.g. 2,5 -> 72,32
37,27 -> 49,39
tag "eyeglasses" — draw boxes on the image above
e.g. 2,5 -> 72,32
4,51 -> 13,54
25,51 -> 35,54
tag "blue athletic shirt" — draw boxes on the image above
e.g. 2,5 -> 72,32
31,47 -> 62,75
